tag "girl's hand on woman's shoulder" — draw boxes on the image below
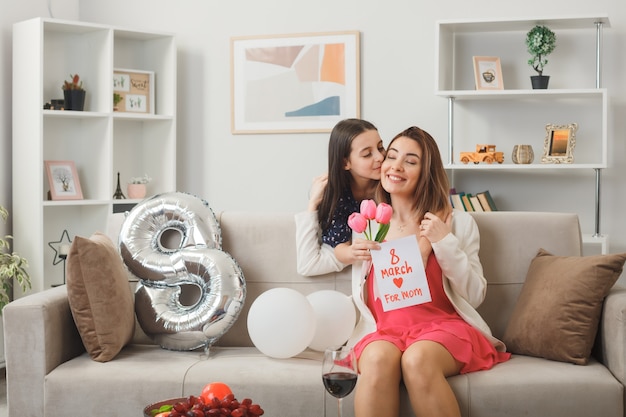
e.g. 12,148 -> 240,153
307,173 -> 328,211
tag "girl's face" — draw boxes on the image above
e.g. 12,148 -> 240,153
344,129 -> 385,181
381,136 -> 422,196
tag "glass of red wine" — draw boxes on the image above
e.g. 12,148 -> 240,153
322,345 -> 358,417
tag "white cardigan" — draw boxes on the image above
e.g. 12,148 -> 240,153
294,210 -> 505,352
294,210 -> 346,276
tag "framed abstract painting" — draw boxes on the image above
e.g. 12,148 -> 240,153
231,31 -> 360,134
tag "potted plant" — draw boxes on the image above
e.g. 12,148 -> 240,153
62,74 -> 86,110
128,174 -> 152,199
0,206 -> 31,312
526,25 -> 556,89
113,93 -> 124,111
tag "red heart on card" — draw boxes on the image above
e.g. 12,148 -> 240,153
393,278 -> 403,288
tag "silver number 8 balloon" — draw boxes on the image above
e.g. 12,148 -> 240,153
119,192 -> 246,352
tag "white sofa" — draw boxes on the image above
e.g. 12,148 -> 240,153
4,211 -> 626,417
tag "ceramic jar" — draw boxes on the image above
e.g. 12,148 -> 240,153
512,145 -> 534,164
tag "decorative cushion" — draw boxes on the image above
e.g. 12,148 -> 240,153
503,248 -> 626,365
66,232 -> 135,362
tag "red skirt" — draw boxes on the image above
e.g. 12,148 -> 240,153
354,252 -> 510,374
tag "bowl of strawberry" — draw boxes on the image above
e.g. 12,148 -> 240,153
144,382 -> 264,417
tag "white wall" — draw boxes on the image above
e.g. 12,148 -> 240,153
2,0 -> 626,280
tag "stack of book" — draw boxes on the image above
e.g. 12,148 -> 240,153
449,189 -> 497,212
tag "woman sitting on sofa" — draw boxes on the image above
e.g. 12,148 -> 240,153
352,126 -> 510,417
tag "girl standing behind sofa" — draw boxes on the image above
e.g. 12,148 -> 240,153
352,126 -> 510,417
295,118 -> 385,276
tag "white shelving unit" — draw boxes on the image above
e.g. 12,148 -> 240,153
12,17 -> 176,292
436,14 -> 610,253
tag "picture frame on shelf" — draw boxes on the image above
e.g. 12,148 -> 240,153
230,30 -> 360,134
473,56 -> 504,91
113,69 -> 155,114
45,160 -> 83,200
542,123 -> 578,164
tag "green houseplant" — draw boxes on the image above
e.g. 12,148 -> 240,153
0,206 -> 31,311
113,93 -> 124,111
62,74 -> 86,110
526,25 -> 556,89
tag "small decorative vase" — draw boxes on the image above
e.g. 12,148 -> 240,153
512,145 -> 534,164
127,183 -> 147,199
530,75 -> 550,89
63,89 -> 86,111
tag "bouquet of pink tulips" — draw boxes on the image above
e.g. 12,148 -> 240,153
347,200 -> 393,242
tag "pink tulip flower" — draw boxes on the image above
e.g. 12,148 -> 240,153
360,199 -> 377,220
348,212 -> 368,233
375,203 -> 393,224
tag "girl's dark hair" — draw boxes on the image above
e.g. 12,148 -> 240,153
318,118 -> 378,231
375,126 -> 450,221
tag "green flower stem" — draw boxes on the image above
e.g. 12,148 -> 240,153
374,223 -> 391,242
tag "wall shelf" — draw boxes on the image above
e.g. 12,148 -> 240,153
12,17 -> 177,291
436,15 -> 610,254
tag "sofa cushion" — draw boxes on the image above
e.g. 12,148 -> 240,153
503,248 -> 626,365
66,232 -> 135,362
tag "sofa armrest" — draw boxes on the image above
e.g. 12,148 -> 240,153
3,285 -> 85,416
599,286 -> 626,385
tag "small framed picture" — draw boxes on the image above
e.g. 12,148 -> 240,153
542,123 -> 578,164
473,56 -> 504,90
113,69 -> 155,114
45,160 -> 83,200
